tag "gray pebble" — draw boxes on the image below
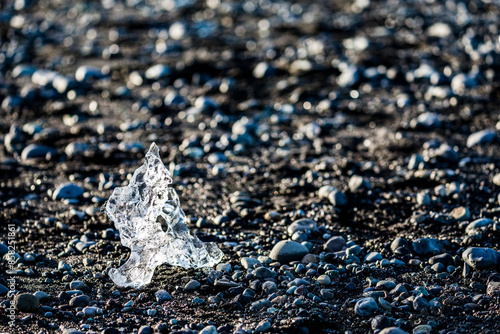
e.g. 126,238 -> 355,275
14,293 -> 40,313
69,295 -> 90,308
412,324 -> 432,333
34,291 -> 50,300
348,175 -> 371,192
69,280 -> 86,290
252,267 -> 276,279
262,281 -> 277,294
431,262 -> 446,273
216,263 -> 232,273
355,297 -> 378,316
53,75 -> 77,94
31,70 -> 59,86
371,314 -> 391,331
184,280 -> 201,291
462,247 -> 500,270
58,261 -> 71,271
379,327 -> 409,334
390,283 -> 408,296
12,64 -> 36,78
411,238 -> 445,256
155,290 -> 172,302
324,236 -> 346,252
255,320 -> 272,333
416,192 -> 431,206
253,62 -> 275,78
413,296 -> 430,312
487,281 -> 500,296
287,218 -> 317,235
83,306 -> 98,317
21,144 -> 56,162
408,154 -> 424,170
64,142 -> 89,158
338,65 -> 359,87
145,64 -> 171,80
364,252 -> 383,263
465,218 -> 494,235
62,329 -> 84,334
138,325 -> 153,334
410,112 -> 441,129
269,240 -> 308,263
317,275 -> 331,285
318,185 -> 336,199
328,190 -> 348,207
241,257 -> 260,269
467,129 -> 498,147
75,65 -> 102,82
250,298 -> 272,311
52,183 -> 84,200
376,280 -> 396,290
199,325 -> 218,334
493,173 -> 500,186
450,206 -> 470,221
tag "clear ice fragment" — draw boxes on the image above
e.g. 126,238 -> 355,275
104,142 -> 223,288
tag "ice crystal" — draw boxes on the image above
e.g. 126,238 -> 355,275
105,142 -> 223,288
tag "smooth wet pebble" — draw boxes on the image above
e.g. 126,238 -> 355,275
52,183 -> 84,200
462,247 -> 500,270
467,129 -> 498,147
355,297 -> 378,316
14,293 -> 39,313
269,240 -> 309,264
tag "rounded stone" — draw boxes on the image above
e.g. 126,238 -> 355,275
493,173 -> 500,186
328,190 -> 348,207
75,65 -> 102,82
318,185 -> 336,199
371,315 -> 391,331
324,236 -> 346,252
21,144 -> 56,161
52,183 -> 84,200
462,247 -> 500,270
466,129 -> 498,147
317,275 -> 331,285
287,218 -> 317,235
155,290 -> 172,302
465,218 -> 494,235
262,281 -> 277,294
379,327 -> 409,334
69,280 -> 86,290
355,297 -> 378,316
411,238 -> 444,256
14,293 -> 40,313
412,325 -> 432,333
364,252 -> 383,263
348,175 -> 370,192
269,240 -> 309,264
199,325 -> 218,334
241,257 -> 260,269
145,64 -> 171,80
184,279 -> 201,291
450,206 -> 470,221
34,291 -> 50,300
69,295 -> 90,308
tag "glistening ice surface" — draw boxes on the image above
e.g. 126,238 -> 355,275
104,142 -> 223,288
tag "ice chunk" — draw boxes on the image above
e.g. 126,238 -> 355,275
105,143 -> 223,288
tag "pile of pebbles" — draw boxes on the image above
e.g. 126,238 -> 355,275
2,0 -> 500,333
